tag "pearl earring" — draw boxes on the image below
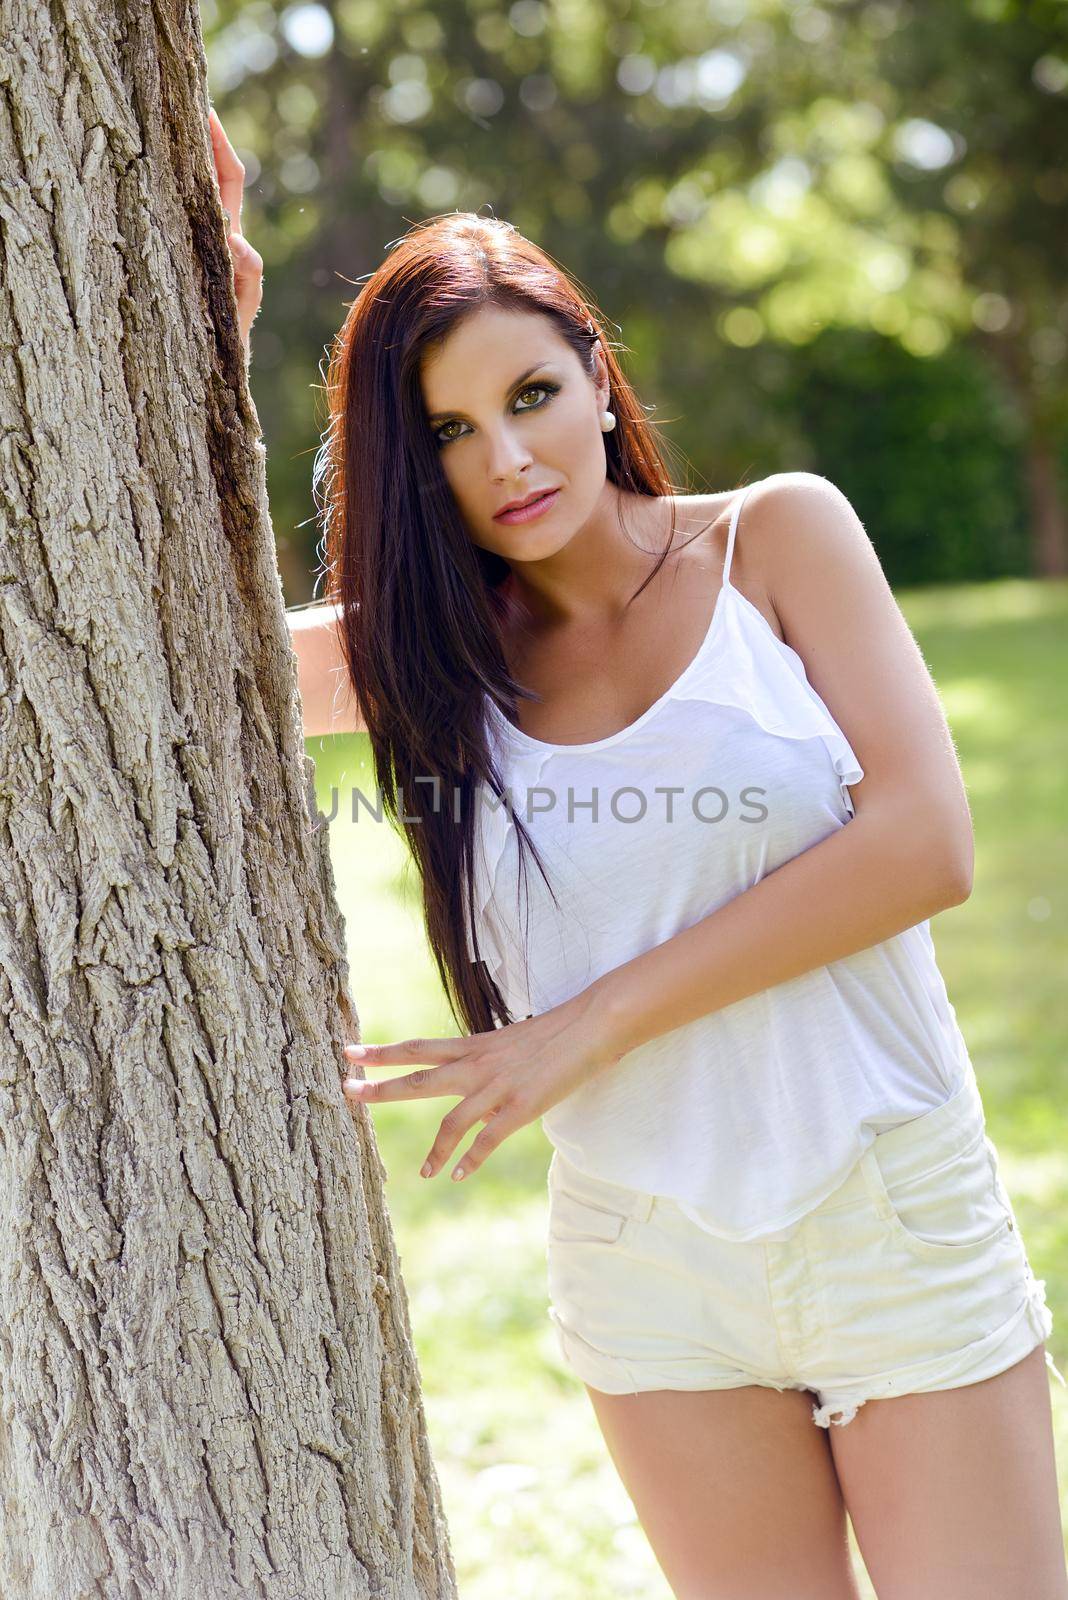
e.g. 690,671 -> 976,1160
600,410 -> 616,432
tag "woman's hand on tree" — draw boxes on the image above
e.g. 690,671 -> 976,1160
208,107 -> 263,359
340,989 -> 623,1183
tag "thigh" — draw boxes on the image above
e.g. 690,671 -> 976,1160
829,1344 -> 1068,1600
586,1382 -> 864,1600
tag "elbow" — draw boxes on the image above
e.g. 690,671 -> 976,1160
908,792 -> 974,907
944,865 -> 973,906
864,794 -> 974,910
895,812 -> 973,910
935,835 -> 974,907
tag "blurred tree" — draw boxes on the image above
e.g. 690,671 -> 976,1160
638,0 -> 1068,572
0,2 -> 456,1594
205,0 -> 1067,584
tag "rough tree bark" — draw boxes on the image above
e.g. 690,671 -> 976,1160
0,4 -> 457,1596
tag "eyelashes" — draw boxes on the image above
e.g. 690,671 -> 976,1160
432,383 -> 561,448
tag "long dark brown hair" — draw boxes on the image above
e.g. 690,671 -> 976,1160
312,212 -> 715,1036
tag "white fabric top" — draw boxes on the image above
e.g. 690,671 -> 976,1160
467,480 -> 973,1241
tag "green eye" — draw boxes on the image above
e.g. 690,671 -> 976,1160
515,383 -> 551,408
433,382 -> 560,448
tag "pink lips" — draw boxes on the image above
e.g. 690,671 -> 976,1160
493,488 -> 561,524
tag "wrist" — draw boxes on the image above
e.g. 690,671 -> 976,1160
580,971 -> 636,1065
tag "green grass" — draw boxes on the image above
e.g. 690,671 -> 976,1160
307,576 -> 1068,1598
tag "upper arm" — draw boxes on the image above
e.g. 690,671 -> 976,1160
743,472 -> 973,896
285,601 -> 367,737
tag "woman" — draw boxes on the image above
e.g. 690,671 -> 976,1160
212,110 -> 1067,1599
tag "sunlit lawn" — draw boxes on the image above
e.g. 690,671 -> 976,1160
307,575 -> 1068,1598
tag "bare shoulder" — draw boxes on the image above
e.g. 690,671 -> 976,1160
729,470 -> 894,684
725,473 -> 869,604
728,472 -> 885,637
729,471 -> 974,885
734,471 -> 867,553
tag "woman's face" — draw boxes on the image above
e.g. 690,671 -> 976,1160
419,304 -> 611,560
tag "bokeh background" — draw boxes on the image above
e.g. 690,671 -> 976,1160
203,1 -> 1068,1591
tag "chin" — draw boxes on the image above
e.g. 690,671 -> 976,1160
497,527 -> 574,559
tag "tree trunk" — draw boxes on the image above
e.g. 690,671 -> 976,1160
979,328 -> 1068,578
0,4 -> 457,1596
1022,421 -> 1068,579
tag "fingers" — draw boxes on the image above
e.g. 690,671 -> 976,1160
343,1037 -> 471,1070
428,1101 -> 528,1182
342,1064 -> 450,1103
340,1034 -> 517,1181
224,232 -> 263,352
208,107 -> 245,231
208,108 -> 261,353
226,231 -> 263,296
419,1096 -> 504,1181
340,1038 -> 469,1103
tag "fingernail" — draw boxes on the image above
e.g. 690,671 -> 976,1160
420,1161 -> 432,1178
451,1167 -> 465,1182
344,1045 -> 367,1058
343,1079 -> 366,1094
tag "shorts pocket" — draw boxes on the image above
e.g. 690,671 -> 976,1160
872,1126 -> 1016,1264
548,1186 -> 631,1246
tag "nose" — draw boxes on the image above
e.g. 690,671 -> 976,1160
486,425 -> 536,484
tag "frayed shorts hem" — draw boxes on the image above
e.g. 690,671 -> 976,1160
548,1276 -> 1065,1427
546,1304 -> 812,1400
808,1272 -> 1065,1427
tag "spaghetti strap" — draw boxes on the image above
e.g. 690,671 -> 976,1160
723,481 -> 758,591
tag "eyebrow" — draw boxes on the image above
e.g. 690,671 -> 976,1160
425,361 -> 554,424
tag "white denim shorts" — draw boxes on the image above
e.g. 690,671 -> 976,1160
545,1073 -> 1065,1427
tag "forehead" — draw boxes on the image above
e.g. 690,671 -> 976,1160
420,306 -> 569,400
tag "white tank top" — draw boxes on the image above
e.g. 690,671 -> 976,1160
467,480 -> 974,1242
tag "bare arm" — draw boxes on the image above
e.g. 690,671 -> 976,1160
285,601 -> 367,737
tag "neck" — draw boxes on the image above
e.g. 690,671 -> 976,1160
501,485 -> 691,632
